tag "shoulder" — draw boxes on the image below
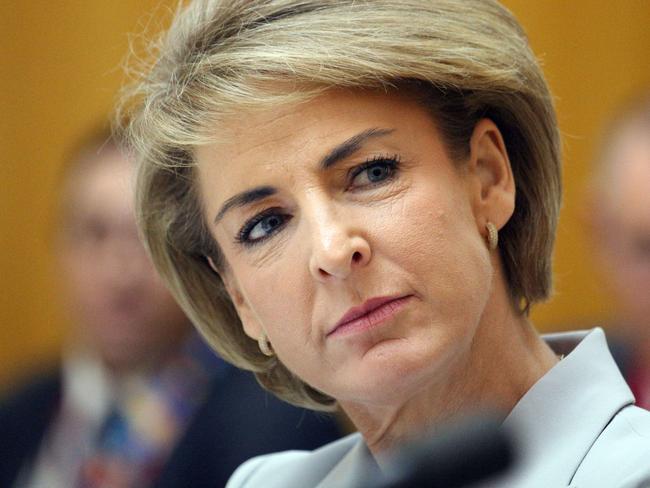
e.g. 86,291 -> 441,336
197,367 -> 342,450
573,405 -> 650,486
226,433 -> 362,488
0,371 -> 61,487
0,371 -> 61,421
159,368 -> 343,487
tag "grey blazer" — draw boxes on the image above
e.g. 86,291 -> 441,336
227,329 -> 650,488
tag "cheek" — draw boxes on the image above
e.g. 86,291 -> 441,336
60,255 -> 101,305
237,263 -> 314,343
614,262 -> 650,306
384,186 -> 492,319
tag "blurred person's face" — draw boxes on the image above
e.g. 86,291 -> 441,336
598,124 -> 650,333
56,149 -> 190,371
196,89 -> 511,407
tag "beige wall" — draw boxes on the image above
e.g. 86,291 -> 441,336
2,1 -> 649,389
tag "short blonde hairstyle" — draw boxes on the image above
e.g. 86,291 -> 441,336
121,0 -> 561,411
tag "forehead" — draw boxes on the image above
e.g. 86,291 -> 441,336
194,88 -> 436,187
606,126 -> 650,227
211,89 -> 421,147
62,149 -> 134,223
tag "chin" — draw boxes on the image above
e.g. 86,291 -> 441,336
93,334 -> 153,369
337,370 -> 431,409
333,337 -> 450,407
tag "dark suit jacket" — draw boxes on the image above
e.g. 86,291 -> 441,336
0,365 -> 342,488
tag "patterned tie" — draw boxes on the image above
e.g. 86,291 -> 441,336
77,407 -> 149,487
76,335 -> 224,488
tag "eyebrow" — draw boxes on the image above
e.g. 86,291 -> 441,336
213,127 -> 395,225
213,186 -> 276,225
319,127 -> 395,169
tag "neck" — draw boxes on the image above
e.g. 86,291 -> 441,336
69,331 -> 191,380
339,279 -> 558,459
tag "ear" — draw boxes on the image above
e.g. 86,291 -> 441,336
217,264 -> 265,342
465,118 -> 516,232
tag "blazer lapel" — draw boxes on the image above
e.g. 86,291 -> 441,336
316,436 -> 378,488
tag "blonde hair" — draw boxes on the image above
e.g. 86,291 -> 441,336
120,0 -> 561,411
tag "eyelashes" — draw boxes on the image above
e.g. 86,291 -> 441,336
348,154 -> 400,189
235,154 -> 402,248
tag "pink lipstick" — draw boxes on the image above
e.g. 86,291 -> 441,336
327,295 -> 411,337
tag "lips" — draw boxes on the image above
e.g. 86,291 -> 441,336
327,295 -> 411,337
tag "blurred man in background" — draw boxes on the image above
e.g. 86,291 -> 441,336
588,92 -> 650,409
0,128 -> 342,488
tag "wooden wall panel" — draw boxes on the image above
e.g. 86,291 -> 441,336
0,0 -> 177,388
502,0 -> 650,327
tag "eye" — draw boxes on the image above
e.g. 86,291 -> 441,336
349,156 -> 400,188
236,208 -> 291,246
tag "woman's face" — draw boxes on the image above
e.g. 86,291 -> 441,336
196,89 -> 497,406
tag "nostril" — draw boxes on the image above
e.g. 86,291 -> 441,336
352,251 -> 363,263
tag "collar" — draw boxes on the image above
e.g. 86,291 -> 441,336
316,433 -> 375,488
502,327 -> 634,485
61,332 -> 226,428
61,346 -> 114,430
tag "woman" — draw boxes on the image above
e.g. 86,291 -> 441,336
121,1 -> 650,486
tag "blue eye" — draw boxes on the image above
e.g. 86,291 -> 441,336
366,163 -> 392,182
237,208 -> 290,246
350,156 -> 399,187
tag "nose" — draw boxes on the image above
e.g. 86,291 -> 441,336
308,207 -> 372,281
